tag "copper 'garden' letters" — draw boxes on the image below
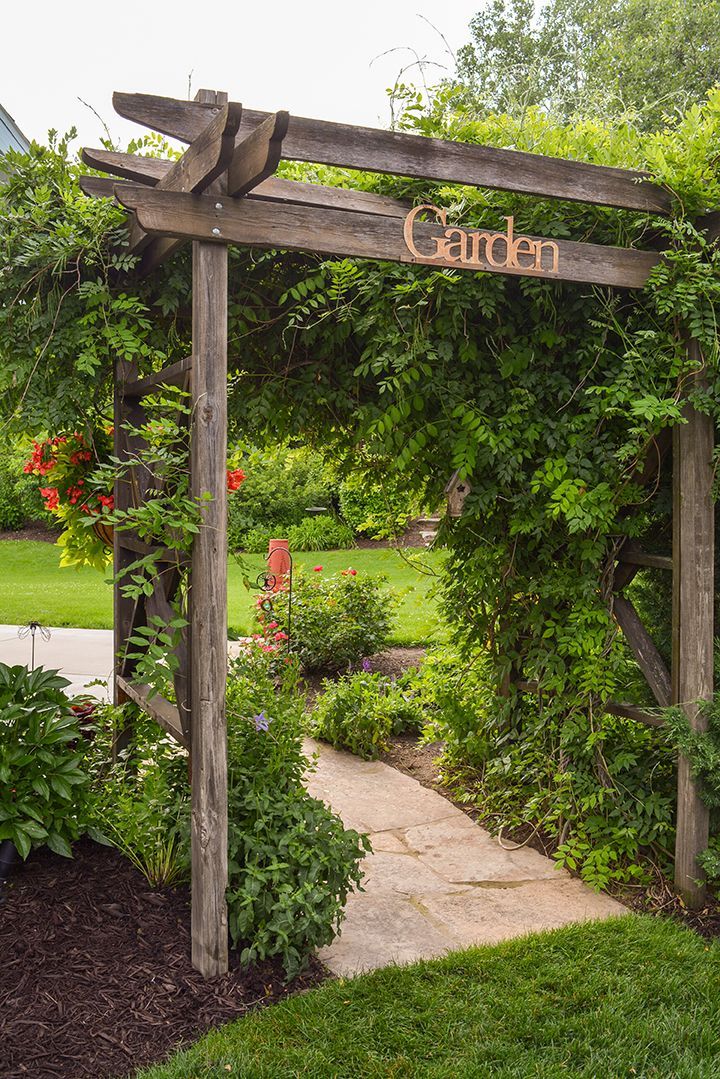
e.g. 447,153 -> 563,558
403,203 -> 560,275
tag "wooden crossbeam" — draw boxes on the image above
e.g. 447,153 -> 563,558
116,675 -> 189,749
113,91 -> 673,215
80,169 -> 410,220
126,102 -> 243,257
517,681 -> 664,729
613,595 -> 671,707
227,111 -> 289,196
697,209 -> 720,243
604,701 -> 665,728
115,532 -> 189,564
82,147 -> 167,184
112,184 -> 661,290
121,355 -> 193,396
617,546 -> 672,571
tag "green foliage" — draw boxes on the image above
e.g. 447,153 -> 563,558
310,669 -> 427,760
227,446 -> 334,551
4,93 -> 720,890
242,515 -> 354,553
224,665 -> 370,978
86,705 -> 189,888
453,0 -> 720,129
338,474 -> 421,538
267,566 -> 397,673
0,663 -> 91,859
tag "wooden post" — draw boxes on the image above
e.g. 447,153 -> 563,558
112,359 -> 143,757
190,238 -> 229,976
673,344 -> 714,908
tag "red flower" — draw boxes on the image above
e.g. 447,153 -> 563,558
39,487 -> 60,512
313,565 -> 323,572
227,468 -> 246,492
348,568 -> 357,576
97,494 -> 114,512
274,631 -> 288,641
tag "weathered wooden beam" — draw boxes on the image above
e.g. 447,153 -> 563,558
517,680 -> 665,728
190,239 -> 229,978
227,110 -> 289,196
613,595 -> 671,707
115,532 -> 189,565
604,701 -> 665,728
113,91 -> 672,214
697,209 -> 720,244
673,347 -> 714,909
82,147 -> 168,184
126,102 -> 243,256
252,175 -> 409,218
116,675 -> 189,749
80,175 -> 122,199
121,355 -> 193,396
113,360 -> 147,758
81,162 -> 410,219
617,547 -> 672,571
113,185 -> 661,290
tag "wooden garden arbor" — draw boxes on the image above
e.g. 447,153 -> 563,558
81,88 -> 717,976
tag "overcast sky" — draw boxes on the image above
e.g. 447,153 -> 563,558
2,1 -> 478,150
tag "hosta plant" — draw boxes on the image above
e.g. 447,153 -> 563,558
0,663 -> 91,859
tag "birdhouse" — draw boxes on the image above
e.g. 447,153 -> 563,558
444,470 -> 472,518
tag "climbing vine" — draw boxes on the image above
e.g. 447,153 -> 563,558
2,89 -> 720,886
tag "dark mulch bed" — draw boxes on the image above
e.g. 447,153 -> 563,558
0,524 -> 60,544
0,839 -> 324,1079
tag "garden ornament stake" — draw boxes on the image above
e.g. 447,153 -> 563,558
17,621 -> 51,671
80,85 -> 715,975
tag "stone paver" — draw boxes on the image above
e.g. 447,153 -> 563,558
0,626 -> 628,978
304,736 -> 628,977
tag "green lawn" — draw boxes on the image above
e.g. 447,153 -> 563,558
0,541 -> 445,645
136,916 -> 720,1078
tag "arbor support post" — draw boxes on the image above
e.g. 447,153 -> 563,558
190,238 -> 229,975
673,345 -> 714,908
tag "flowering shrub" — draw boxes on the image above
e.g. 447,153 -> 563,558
310,669 -> 428,760
23,431 -> 113,570
259,566 -> 397,673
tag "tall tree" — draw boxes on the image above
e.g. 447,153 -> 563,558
454,0 -> 720,128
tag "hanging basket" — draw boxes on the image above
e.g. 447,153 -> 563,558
92,519 -> 114,550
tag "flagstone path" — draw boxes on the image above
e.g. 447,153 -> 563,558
0,624 -> 627,976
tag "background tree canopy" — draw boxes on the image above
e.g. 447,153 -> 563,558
453,0 -> 720,129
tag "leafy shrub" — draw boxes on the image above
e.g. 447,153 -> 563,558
417,645 -> 675,890
224,665 -> 369,977
87,707 -> 189,888
0,663 -> 92,859
0,448 -> 54,531
227,447 -> 334,551
266,566 -> 397,673
310,670 -> 428,760
338,473 -> 422,539
289,514 -> 354,551
241,514 -> 354,553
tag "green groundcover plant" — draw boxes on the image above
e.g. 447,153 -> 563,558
0,663 -> 92,859
85,664 -> 369,978
310,668 -> 427,759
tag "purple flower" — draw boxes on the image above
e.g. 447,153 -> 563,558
253,711 -> 271,732
362,659 -> 372,673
